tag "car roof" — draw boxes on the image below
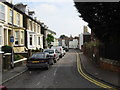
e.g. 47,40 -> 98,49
33,52 -> 48,55
44,49 -> 55,51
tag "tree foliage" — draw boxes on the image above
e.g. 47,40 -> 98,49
46,34 -> 54,47
74,2 -> 120,38
60,35 -> 67,39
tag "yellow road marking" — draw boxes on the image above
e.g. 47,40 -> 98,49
76,52 -> 116,90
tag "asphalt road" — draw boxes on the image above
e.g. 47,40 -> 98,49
4,49 -> 101,88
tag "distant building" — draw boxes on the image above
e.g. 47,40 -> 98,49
58,37 -> 69,47
79,26 -> 91,50
69,39 -> 78,49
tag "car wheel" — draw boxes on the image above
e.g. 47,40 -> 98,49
54,59 -> 57,63
51,60 -> 54,65
45,63 -> 50,70
27,67 -> 32,70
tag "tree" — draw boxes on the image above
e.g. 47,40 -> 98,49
46,34 -> 54,48
60,35 -> 66,39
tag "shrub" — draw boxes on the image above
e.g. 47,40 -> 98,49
1,45 -> 12,53
14,55 -> 24,61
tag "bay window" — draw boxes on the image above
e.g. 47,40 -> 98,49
21,31 -> 24,44
15,31 -> 19,45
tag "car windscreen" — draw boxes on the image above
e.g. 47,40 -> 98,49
30,53 -> 45,59
44,50 -> 54,54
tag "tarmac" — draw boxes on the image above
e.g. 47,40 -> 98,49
2,50 -> 120,89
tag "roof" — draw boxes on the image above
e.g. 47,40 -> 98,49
3,2 -> 42,26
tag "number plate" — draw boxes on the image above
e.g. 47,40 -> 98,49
32,61 -> 39,63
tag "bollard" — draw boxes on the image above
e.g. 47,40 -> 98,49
28,49 -> 32,57
3,53 -> 11,70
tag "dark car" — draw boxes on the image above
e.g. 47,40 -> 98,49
26,52 -> 54,70
62,46 -> 69,52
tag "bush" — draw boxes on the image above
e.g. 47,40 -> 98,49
1,45 -> 12,53
14,54 -> 24,61
85,41 -> 104,48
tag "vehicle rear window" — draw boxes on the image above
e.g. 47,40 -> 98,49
44,50 -> 54,54
30,53 -> 45,59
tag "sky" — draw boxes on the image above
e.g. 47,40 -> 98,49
12,0 -> 91,38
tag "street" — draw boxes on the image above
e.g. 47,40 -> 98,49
3,49 -> 101,88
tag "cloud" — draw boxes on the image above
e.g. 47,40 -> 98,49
40,4 -> 57,13
13,0 -> 72,3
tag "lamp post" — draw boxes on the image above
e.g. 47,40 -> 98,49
10,4 -> 14,68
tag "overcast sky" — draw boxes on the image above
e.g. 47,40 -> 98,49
13,0 -> 91,38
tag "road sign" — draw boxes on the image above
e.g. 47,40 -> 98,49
10,36 -> 14,43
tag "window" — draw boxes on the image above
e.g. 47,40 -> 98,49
0,4 -> 5,21
15,31 -> 19,45
34,35 -> 36,45
34,23 -> 36,32
21,31 -> 24,44
30,35 -> 32,45
37,25 -> 39,33
17,13 -> 20,26
10,10 -> 13,24
30,21 -> 32,30
38,37 -> 40,45
0,26 -> 2,45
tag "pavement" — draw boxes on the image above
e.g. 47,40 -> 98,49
2,63 -> 27,84
77,50 -> 120,88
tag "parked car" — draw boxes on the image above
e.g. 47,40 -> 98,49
62,46 -> 69,52
26,52 -> 54,70
43,49 -> 60,63
63,50 -> 66,56
0,86 -> 7,90
51,46 -> 64,58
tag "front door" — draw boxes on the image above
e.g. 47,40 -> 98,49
8,30 -> 12,46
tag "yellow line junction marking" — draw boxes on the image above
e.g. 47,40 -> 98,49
76,52 -> 117,90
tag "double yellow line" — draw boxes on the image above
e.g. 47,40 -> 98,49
76,52 -> 116,90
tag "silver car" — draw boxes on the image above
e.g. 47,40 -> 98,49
44,49 -> 60,63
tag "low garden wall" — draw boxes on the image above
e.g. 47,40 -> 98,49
83,41 -> 120,73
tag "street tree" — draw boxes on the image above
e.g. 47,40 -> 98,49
46,34 -> 54,48
60,35 -> 67,39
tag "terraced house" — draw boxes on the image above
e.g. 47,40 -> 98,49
15,3 -> 43,50
5,2 -> 25,52
0,2 -> 26,53
0,2 -> 7,51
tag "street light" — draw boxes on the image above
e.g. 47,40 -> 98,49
10,4 -> 14,68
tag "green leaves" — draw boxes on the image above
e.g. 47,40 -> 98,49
46,34 -> 54,47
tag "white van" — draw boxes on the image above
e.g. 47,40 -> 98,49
51,46 -> 64,58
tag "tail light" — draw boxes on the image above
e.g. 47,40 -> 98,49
54,54 -> 56,57
60,48 -> 61,51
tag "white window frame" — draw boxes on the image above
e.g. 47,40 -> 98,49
0,4 -> 5,21
16,13 -> 20,26
0,26 -> 2,46
21,31 -> 24,44
15,31 -> 19,45
10,9 -> 13,24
